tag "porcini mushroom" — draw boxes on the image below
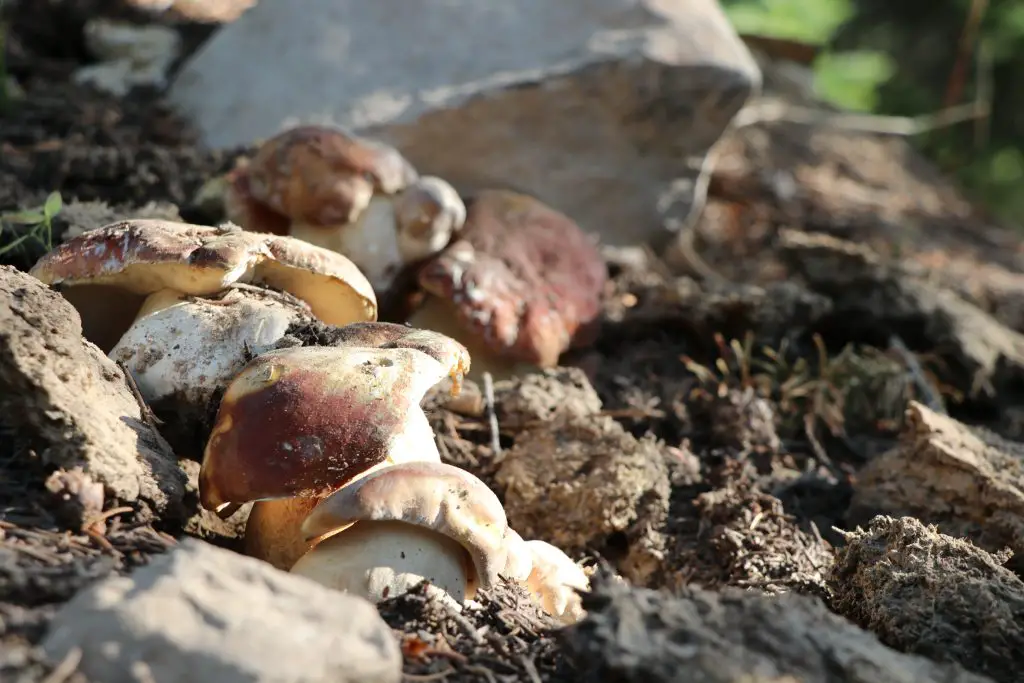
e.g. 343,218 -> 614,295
108,285 -> 315,455
222,124 -> 465,292
294,460 -> 508,604
521,539 -> 590,625
198,324 -> 471,570
29,219 -> 377,352
408,189 -> 608,381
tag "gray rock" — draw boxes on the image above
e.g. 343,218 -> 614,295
167,0 -> 760,246
0,266 -> 186,523
41,538 -> 403,683
563,571 -> 997,683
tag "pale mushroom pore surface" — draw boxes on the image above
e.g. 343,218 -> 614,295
291,520 -> 472,603
301,460 -> 509,599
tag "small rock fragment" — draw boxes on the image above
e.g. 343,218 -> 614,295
848,401 -> 1024,574
0,266 -> 186,524
495,412 -> 670,585
830,516 -> 1024,683
562,571 -> 996,683
41,538 -> 403,683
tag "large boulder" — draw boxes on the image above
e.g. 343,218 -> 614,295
167,0 -> 761,246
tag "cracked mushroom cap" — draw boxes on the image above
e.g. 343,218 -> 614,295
225,124 -> 418,233
28,219 -> 377,350
198,326 -> 471,513
414,190 -> 608,369
301,460 -> 509,598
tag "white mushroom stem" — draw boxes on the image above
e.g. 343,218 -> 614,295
291,520 -> 473,603
522,540 -> 589,625
289,196 -> 403,293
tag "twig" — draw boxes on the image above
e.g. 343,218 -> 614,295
117,360 -> 164,428
482,372 -> 502,460
519,655 -> 543,683
944,0 -> 988,108
664,97 -> 991,278
888,335 -> 946,413
40,647 -> 82,683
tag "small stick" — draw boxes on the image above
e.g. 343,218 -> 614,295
889,335 -> 946,413
482,372 -> 502,459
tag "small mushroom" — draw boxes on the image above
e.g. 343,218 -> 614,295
407,190 -> 608,381
223,125 -> 464,291
29,219 -> 377,352
198,325 -> 471,570
521,540 -> 590,625
294,460 -> 508,604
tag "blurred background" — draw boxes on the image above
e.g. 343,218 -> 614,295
722,0 -> 1022,224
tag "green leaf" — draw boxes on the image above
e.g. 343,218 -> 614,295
43,191 -> 63,220
2,210 -> 46,225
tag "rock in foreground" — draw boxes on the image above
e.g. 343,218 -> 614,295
168,0 -> 760,246
41,539 -> 403,683
0,265 -> 185,524
830,516 -> 1024,683
562,570 -> 996,683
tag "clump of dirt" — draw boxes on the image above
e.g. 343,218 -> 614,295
663,475 -> 833,597
495,412 -> 672,587
848,401 -> 1024,574
830,515 -> 1024,683
377,580 -> 576,683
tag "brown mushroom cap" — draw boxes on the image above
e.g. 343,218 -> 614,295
301,460 -> 509,596
228,124 -> 418,230
198,327 -> 471,512
414,190 -> 608,368
28,219 -> 377,349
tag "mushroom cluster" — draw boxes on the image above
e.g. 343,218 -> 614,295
217,125 -> 609,381
221,124 -> 466,294
30,218 -> 591,624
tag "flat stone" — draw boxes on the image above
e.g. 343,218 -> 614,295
167,0 -> 761,246
41,538 -> 403,683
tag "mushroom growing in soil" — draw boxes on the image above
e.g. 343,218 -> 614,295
198,324 -> 471,571
500,530 -> 590,625
406,189 -> 608,381
28,219 -> 378,453
294,460 -> 508,604
29,218 -> 377,352
222,124 -> 466,292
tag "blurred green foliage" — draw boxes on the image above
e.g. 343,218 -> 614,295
721,0 -> 1024,226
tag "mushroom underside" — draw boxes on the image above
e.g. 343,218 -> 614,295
290,520 -> 474,603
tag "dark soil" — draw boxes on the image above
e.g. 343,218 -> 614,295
3,1 -> 1024,682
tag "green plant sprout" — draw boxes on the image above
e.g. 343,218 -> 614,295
0,191 -> 63,258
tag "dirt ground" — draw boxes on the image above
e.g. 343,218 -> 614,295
3,2 -> 1024,682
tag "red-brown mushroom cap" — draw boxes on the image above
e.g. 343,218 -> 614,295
198,326 -> 471,512
231,124 -> 419,229
415,190 -> 608,368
